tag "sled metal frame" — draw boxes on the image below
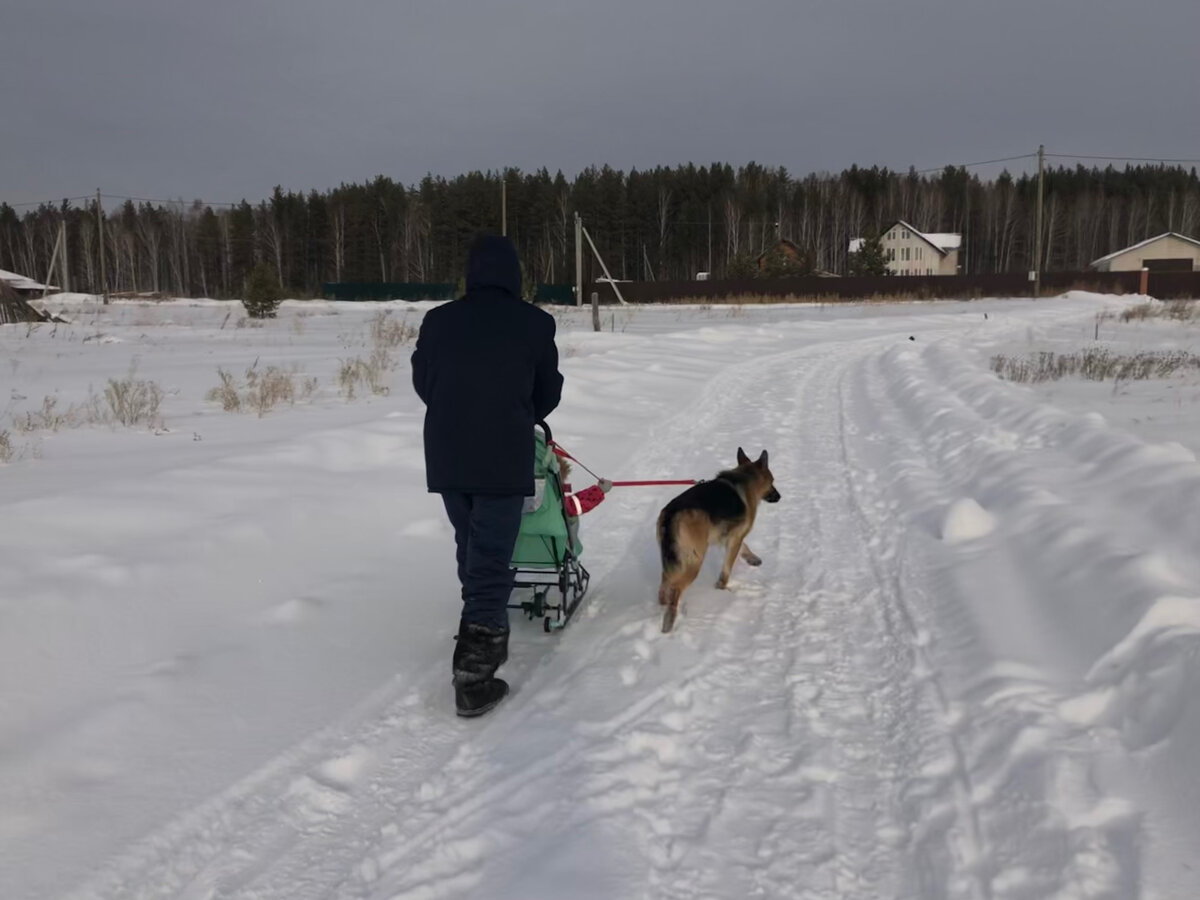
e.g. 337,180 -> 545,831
510,537 -> 590,633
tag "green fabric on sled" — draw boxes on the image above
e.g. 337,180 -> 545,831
511,431 -> 582,568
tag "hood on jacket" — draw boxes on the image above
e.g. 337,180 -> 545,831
465,234 -> 522,298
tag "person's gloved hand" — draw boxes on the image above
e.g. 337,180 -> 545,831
598,478 -> 613,493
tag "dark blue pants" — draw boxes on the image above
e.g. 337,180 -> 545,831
440,492 -> 525,629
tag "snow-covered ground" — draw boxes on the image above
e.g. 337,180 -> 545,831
3,293 -> 1200,899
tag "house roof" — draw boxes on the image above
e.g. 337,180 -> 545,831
0,268 -> 57,292
756,238 -> 802,261
1089,232 -> 1200,267
848,220 -> 961,256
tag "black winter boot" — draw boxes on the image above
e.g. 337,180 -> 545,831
452,622 -> 510,718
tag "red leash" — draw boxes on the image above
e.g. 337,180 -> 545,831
610,479 -> 697,487
551,443 -> 696,488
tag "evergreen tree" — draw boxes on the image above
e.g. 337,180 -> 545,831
4,161 -> 1200,296
848,232 -> 890,276
242,262 -> 282,318
726,252 -> 757,279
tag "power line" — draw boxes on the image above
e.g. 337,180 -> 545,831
1045,153 -> 1200,165
7,195 -> 92,209
914,153 -> 1038,174
102,193 -> 242,208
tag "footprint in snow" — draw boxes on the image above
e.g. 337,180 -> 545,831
309,745 -> 377,793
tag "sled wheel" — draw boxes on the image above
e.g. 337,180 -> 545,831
543,616 -> 553,633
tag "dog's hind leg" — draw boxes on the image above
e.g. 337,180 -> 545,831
661,559 -> 701,633
739,543 -> 762,567
660,586 -> 680,632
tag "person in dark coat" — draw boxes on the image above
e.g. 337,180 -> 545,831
411,234 -> 563,717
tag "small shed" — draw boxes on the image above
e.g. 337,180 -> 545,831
0,278 -> 50,325
0,267 -> 58,297
1090,233 -> 1200,272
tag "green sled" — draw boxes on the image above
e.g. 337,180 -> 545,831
508,423 -> 590,632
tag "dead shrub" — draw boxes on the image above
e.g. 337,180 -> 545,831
1120,303 -> 1154,322
370,311 -> 418,349
1120,301 -> 1199,323
206,362 -> 317,416
338,316 -> 404,400
105,368 -> 165,428
991,349 -> 1200,383
11,376 -> 161,434
245,364 -> 295,416
338,348 -> 392,400
12,395 -> 73,433
207,368 -> 242,412
0,430 -> 13,463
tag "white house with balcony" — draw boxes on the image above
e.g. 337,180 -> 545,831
849,220 -> 961,276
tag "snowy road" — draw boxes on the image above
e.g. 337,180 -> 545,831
4,297 -> 1200,898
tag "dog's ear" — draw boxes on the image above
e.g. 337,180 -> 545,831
737,447 -> 751,466
757,449 -> 769,468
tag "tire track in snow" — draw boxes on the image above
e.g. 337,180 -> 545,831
349,345 -> 861,900
358,334 -> 994,900
832,356 -> 991,900
845,338 -> 1151,898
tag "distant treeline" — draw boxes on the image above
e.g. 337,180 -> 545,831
3,162 -> 1198,298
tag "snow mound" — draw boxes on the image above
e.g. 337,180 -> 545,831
941,497 -> 996,543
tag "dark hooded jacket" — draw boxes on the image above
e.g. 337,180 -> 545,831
412,235 -> 563,495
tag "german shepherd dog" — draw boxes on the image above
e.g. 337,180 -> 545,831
656,448 -> 781,633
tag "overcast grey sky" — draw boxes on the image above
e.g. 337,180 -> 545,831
3,0 -> 1198,206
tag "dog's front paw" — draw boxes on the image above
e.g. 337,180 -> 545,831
715,577 -> 728,590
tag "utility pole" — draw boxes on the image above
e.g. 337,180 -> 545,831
501,177 -> 507,237
96,189 -> 109,304
42,224 -> 63,299
707,201 -> 712,276
574,212 -> 583,307
1033,144 -> 1045,299
581,221 -> 629,306
59,219 -> 70,293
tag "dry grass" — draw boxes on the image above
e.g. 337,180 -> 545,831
369,310 -> 418,348
208,369 -> 242,412
12,395 -> 76,433
337,349 -> 392,399
0,430 -> 13,464
105,368 -> 164,427
1120,301 -> 1199,323
336,312 -> 412,399
207,362 -> 318,416
991,349 -> 1200,383
658,292 -> 891,305
9,368 -> 164,434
